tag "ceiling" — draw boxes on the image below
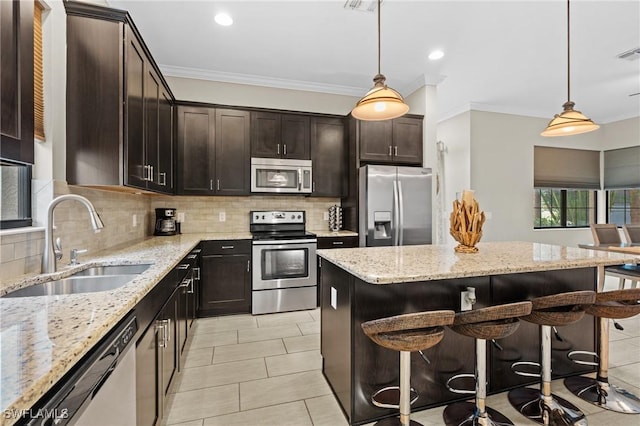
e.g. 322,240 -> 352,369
108,0 -> 640,123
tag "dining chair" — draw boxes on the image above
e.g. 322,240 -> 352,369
622,224 -> 640,244
590,224 -> 639,290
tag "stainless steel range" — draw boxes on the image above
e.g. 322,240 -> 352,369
250,211 -> 317,315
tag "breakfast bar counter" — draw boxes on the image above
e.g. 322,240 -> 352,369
317,241 -> 637,425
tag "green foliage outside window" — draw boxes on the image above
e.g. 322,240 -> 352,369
534,189 -> 595,228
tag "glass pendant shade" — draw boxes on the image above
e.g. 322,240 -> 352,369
351,74 -> 410,121
541,101 -> 600,137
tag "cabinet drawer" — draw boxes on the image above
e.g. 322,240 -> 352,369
317,236 -> 358,249
201,239 -> 251,255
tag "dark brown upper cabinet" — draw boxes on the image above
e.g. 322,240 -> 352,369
311,117 -> 346,197
176,105 -> 250,196
250,111 -> 310,159
65,2 -> 174,194
1,0 -> 34,163
359,116 -> 423,166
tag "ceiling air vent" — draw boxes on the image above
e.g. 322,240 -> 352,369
343,0 -> 381,13
617,47 -> 640,61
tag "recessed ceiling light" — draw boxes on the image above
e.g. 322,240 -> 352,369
214,13 -> 233,26
428,50 -> 445,61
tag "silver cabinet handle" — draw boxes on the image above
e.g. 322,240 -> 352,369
221,245 -> 234,249
312,182 -> 315,192
277,143 -> 280,154
388,146 -> 392,156
217,179 -> 220,191
210,179 -> 213,191
187,254 -> 198,260
165,319 -> 171,342
394,146 -> 398,156
149,165 -> 154,181
283,144 -> 287,156
142,165 -> 149,181
332,241 -> 344,245
156,320 -> 166,348
247,259 -> 250,272
193,267 -> 200,281
159,172 -> 167,186
176,264 -> 190,270
188,278 -> 195,294
180,278 -> 190,289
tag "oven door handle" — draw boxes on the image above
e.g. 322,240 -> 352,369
297,168 -> 302,191
252,239 -> 317,245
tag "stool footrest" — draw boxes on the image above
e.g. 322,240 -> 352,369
445,373 -> 476,395
567,350 -> 599,367
511,361 -> 542,378
371,386 -> 419,409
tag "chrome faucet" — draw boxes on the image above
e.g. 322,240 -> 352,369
42,194 -> 104,273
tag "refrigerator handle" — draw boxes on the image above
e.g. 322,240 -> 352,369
398,180 -> 404,245
393,180 -> 400,246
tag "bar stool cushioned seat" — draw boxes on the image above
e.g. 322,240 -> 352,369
565,288 -> 640,413
443,301 -> 532,426
362,310 -> 455,426
508,290 -> 596,426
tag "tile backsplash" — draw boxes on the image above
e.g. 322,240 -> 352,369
1,181 -> 340,282
149,195 -> 340,234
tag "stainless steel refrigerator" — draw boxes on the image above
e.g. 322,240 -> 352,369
359,165 -> 432,247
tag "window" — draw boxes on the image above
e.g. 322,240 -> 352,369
0,161 -> 32,229
607,189 -> 640,226
533,189 -> 596,229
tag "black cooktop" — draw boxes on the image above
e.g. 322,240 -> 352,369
251,231 -> 316,241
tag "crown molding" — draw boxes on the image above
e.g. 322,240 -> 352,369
401,73 -> 446,97
160,65 -> 365,97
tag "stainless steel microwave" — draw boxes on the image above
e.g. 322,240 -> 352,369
251,158 -> 312,194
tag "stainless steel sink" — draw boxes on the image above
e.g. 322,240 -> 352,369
2,275 -> 137,298
72,264 -> 152,277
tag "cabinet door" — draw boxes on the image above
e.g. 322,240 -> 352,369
215,109 -> 250,195
145,68 -> 161,191
156,88 -> 173,192
160,293 -> 178,397
200,253 -> 251,316
281,114 -> 310,159
125,28 -> 147,189
392,117 -> 423,165
311,117 -> 345,196
0,0 -> 34,163
359,120 -> 393,163
250,111 -> 281,158
177,106 -> 215,194
136,323 -> 159,426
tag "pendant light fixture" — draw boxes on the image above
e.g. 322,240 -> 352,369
351,0 -> 409,121
541,0 -> 599,137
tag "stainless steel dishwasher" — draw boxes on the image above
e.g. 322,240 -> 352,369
23,312 -> 138,426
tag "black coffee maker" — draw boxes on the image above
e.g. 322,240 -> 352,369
154,208 -> 178,236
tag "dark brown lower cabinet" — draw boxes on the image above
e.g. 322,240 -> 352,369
135,317 -> 159,426
200,240 -> 252,316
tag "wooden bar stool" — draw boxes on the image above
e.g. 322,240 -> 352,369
361,310 -> 455,426
564,288 -> 640,413
442,301 -> 532,426
508,290 -> 596,426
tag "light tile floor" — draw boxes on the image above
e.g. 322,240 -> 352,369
165,281 -> 640,426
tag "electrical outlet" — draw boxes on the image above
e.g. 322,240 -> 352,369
460,287 -> 476,311
132,214 -> 137,227
323,211 -> 329,221
219,211 -> 226,222
177,212 -> 185,222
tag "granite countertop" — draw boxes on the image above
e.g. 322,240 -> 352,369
0,232 -> 250,425
317,241 -> 639,285
312,229 -> 358,238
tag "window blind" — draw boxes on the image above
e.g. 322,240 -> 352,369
34,1 -> 45,141
604,145 -> 640,189
534,146 -> 600,189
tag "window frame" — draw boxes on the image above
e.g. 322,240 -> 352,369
606,189 -> 640,226
533,188 -> 597,229
0,161 -> 33,230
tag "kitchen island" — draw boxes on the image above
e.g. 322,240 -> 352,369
317,241 -> 638,425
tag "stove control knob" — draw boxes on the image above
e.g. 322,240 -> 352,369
297,215 -> 301,219
261,215 -> 265,220
291,214 -> 295,219
254,215 -> 259,220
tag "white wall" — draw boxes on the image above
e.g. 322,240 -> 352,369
437,110 -> 639,247
166,76 -> 358,115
